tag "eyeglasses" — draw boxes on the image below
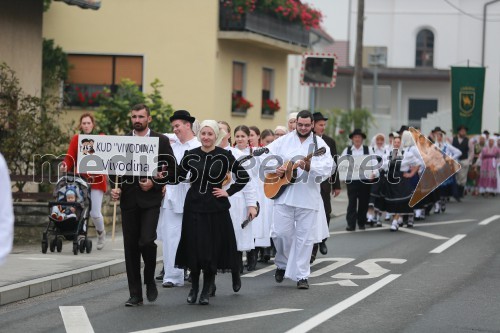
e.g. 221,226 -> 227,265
296,123 -> 312,128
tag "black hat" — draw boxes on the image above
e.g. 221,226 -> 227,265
398,125 -> 409,134
349,128 -> 366,139
457,125 -> 468,131
170,110 -> 195,123
483,130 -> 490,135
312,112 -> 328,122
432,126 -> 446,135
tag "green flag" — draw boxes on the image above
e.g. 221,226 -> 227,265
451,67 -> 485,135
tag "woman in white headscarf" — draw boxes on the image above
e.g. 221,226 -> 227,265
367,133 -> 388,226
174,120 -> 252,305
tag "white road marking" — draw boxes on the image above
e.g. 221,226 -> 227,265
311,279 -> 358,287
309,258 -> 354,278
479,215 -> 500,226
397,227 -> 448,240
332,259 -> 406,280
416,219 -> 476,227
285,274 -> 401,333
60,306 -> 95,333
429,234 -> 466,253
330,226 -> 390,235
130,308 -> 302,333
241,264 -> 276,277
20,257 -> 56,261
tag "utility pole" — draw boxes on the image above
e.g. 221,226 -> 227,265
353,0 -> 365,109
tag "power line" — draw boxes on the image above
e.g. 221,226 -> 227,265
443,0 -> 500,22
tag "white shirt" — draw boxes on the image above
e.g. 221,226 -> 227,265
435,141 -> 462,161
264,131 -> 334,210
341,145 -> 366,157
0,153 -> 14,265
162,136 -> 200,212
223,146 -> 257,207
133,128 -> 151,137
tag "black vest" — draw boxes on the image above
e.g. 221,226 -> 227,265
347,145 -> 369,155
452,136 -> 469,160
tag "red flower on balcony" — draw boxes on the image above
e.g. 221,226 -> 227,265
232,94 -> 253,112
262,98 -> 281,113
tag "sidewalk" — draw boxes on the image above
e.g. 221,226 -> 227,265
0,190 -> 348,306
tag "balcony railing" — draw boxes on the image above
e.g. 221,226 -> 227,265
219,5 -> 309,47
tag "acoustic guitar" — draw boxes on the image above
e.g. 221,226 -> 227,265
263,147 -> 326,199
222,147 -> 270,186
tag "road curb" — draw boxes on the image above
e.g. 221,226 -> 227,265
0,257 -> 162,306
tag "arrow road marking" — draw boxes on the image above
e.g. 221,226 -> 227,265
60,306 -> 95,333
286,274 -> 401,333
332,259 -> 406,280
479,215 -> 500,226
430,234 -> 466,253
309,258 -> 355,278
130,308 -> 303,333
311,279 -> 358,287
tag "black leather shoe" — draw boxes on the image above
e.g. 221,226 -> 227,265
263,247 -> 271,262
319,242 -> 328,255
162,281 -> 174,288
275,268 -> 285,283
146,283 -> 158,302
187,288 -> 198,304
359,226 -> 366,230
297,279 -> 309,289
155,268 -> 165,281
198,293 -> 209,305
125,296 -> 143,307
246,249 -> 257,271
346,227 -> 355,231
232,271 -> 241,292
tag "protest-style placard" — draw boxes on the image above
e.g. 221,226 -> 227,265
77,135 -> 159,176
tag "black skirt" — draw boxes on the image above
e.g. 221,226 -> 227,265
369,173 -> 386,211
175,210 -> 239,274
382,170 -> 414,214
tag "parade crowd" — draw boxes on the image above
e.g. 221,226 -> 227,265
61,106 -> 500,307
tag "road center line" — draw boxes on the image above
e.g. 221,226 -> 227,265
397,227 -> 448,240
130,308 -> 302,333
60,306 -> 95,333
479,215 -> 500,226
429,234 -> 466,253
285,274 -> 401,333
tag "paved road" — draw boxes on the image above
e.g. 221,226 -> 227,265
1,195 -> 500,333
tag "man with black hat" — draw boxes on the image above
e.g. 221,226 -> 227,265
311,112 -> 340,259
158,110 -> 200,288
341,129 -> 371,231
452,125 -> 470,198
110,103 -> 176,306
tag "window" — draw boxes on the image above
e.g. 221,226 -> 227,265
415,29 -> 434,67
408,99 -> 438,128
232,62 -> 249,113
261,68 -> 275,115
65,54 -> 143,107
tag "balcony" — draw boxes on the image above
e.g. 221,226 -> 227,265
219,5 -> 309,53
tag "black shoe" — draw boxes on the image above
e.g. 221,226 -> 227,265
155,268 -> 165,281
162,281 -> 174,288
187,288 -> 199,304
246,249 -> 257,271
199,293 -> 209,305
346,227 -> 355,231
232,271 -> 241,292
359,226 -> 366,230
275,268 -> 285,283
297,279 -> 309,289
125,296 -> 143,307
263,247 -> 271,262
146,283 -> 158,302
319,242 -> 328,255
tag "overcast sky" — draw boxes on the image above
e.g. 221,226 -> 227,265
306,0 -> 350,40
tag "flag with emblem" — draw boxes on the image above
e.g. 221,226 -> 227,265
451,67 -> 485,135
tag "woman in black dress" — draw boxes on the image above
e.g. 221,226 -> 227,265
175,120 -> 250,305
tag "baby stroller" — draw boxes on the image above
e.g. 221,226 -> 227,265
41,173 -> 93,255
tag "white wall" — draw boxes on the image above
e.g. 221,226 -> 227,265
346,0 -> 500,132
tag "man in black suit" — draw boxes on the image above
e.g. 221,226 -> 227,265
311,112 -> 341,261
111,103 -> 176,307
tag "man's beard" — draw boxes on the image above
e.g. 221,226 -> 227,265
297,130 -> 311,138
134,123 -> 146,131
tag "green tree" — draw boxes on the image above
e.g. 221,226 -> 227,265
94,79 -> 174,135
42,38 -> 69,97
0,62 -> 69,195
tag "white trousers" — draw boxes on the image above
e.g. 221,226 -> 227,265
159,207 -> 184,286
272,204 -> 317,281
90,189 -> 104,232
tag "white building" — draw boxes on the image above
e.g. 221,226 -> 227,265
302,0 -> 500,137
